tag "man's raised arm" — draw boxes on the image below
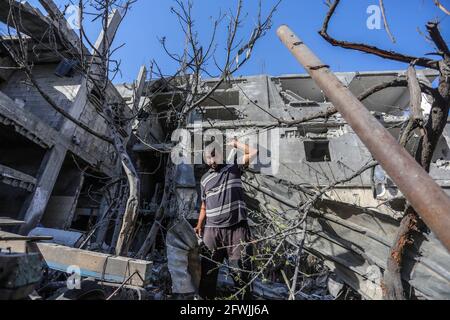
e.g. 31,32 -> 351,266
228,139 -> 258,167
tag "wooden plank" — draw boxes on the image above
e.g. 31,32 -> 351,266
0,231 -> 53,241
36,243 -> 153,287
0,217 -> 24,227
0,239 -> 27,253
0,231 -> 51,253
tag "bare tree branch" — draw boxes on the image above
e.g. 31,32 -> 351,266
433,0 -> 450,15
379,0 -> 396,43
319,0 -> 439,69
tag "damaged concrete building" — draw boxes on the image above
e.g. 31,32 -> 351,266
176,72 -> 450,300
0,0 -> 449,300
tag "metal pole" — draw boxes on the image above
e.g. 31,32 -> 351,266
277,25 -> 450,251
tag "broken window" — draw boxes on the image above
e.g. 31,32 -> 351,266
304,140 -> 331,162
200,91 -> 240,107
201,106 -> 240,121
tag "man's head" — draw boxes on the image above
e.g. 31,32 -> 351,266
204,141 -> 224,171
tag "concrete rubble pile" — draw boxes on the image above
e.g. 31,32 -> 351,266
0,0 -> 449,300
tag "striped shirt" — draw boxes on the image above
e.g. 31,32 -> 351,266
200,164 -> 248,228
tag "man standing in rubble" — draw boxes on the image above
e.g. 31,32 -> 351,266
195,138 -> 258,300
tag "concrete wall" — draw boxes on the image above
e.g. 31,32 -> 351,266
0,64 -> 82,130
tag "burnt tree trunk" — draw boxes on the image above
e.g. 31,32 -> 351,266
384,30 -> 450,299
102,104 -> 141,256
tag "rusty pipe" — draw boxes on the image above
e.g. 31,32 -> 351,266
277,25 -> 450,251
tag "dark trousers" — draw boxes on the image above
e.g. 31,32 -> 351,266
199,221 -> 253,300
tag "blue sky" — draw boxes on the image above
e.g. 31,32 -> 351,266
27,0 -> 450,83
